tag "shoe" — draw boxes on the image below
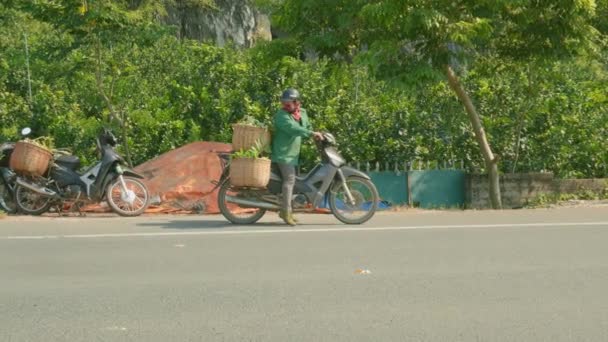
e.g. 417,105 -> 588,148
279,210 -> 297,226
279,209 -> 299,223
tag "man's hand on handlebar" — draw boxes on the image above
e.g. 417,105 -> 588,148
312,132 -> 324,141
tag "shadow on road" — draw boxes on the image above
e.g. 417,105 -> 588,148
137,220 -> 336,230
137,220 -> 231,229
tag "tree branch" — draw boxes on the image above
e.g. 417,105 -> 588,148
95,38 -> 123,126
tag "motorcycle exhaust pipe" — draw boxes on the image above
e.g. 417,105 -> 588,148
225,196 -> 279,210
15,178 -> 59,198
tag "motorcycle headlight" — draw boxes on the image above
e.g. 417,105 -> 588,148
323,133 -> 337,145
326,147 -> 345,166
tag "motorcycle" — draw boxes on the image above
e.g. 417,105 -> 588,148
13,128 -> 150,216
0,142 -> 17,213
217,132 -> 379,225
0,127 -> 34,213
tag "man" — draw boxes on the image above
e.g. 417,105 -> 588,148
271,88 -> 323,226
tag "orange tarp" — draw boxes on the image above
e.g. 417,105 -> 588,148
136,141 -> 232,214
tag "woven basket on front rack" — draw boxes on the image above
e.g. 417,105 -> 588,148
229,157 -> 271,188
232,124 -> 271,152
9,141 -> 52,177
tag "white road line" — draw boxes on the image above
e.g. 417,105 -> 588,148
1,221 -> 608,240
5,235 -> 60,240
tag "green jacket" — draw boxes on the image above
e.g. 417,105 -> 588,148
271,108 -> 313,166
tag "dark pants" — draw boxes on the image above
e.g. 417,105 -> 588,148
277,163 -> 296,212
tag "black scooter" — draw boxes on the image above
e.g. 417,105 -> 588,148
0,142 -> 17,213
217,132 -> 379,225
0,127 -> 34,213
13,129 -> 150,216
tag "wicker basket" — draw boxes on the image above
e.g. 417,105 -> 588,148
229,157 -> 271,188
9,141 -> 52,177
232,124 -> 271,152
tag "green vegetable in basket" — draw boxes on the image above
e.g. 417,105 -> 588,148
236,115 -> 267,129
233,139 -> 270,159
21,137 -> 55,151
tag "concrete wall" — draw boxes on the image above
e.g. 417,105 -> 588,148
466,173 -> 607,209
556,179 -> 608,194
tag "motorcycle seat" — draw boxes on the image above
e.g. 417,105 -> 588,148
55,155 -> 81,171
271,163 -> 307,182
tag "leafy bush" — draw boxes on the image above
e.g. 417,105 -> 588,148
0,3 -> 605,178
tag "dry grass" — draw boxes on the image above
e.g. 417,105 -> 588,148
384,204 -> 464,212
386,205 -> 413,212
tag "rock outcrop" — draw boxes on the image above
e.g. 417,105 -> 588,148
163,0 -> 272,47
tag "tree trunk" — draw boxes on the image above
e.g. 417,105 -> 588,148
95,40 -> 120,124
120,111 -> 134,168
445,65 -> 502,209
94,39 -> 134,167
23,32 -> 33,110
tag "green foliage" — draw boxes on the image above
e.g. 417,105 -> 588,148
0,0 -> 606,179
526,187 -> 608,208
269,0 -> 602,69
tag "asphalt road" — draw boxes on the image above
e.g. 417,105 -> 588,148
1,207 -> 607,341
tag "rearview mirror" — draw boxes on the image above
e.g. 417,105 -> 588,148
21,127 -> 32,136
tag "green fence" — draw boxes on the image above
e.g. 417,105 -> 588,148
408,170 -> 466,209
364,165 -> 466,209
368,171 -> 408,205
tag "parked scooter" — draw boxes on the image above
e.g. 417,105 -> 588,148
217,132 -> 379,225
13,128 -> 150,216
0,142 -> 17,213
0,127 -> 33,213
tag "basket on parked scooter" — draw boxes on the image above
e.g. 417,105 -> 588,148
229,157 -> 271,188
9,141 -> 52,177
232,124 -> 271,152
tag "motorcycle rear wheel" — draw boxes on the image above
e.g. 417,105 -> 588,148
218,179 -> 266,225
14,184 -> 53,216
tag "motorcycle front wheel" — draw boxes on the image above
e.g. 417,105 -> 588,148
14,184 -> 53,216
218,179 -> 266,225
329,176 -> 379,225
106,176 -> 149,217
